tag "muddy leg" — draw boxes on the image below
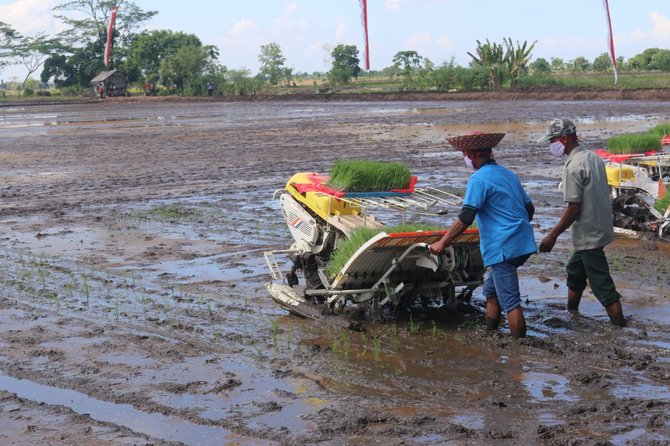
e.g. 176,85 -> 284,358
567,288 -> 582,312
605,300 -> 626,327
485,295 -> 501,331
507,307 -> 526,339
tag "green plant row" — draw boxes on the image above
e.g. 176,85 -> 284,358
654,195 -> 670,214
326,160 -> 411,192
606,123 -> 670,154
325,224 -> 446,277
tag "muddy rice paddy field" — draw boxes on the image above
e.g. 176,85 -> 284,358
0,97 -> 669,445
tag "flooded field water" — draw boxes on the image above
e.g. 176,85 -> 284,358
0,98 -> 668,445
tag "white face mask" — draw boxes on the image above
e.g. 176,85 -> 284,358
549,140 -> 565,157
464,155 -> 474,169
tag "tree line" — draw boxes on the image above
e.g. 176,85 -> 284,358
1,1 -> 669,97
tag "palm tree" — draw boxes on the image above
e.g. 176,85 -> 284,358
504,38 -> 536,88
467,39 -> 506,90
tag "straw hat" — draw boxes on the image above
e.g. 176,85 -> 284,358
446,131 -> 505,151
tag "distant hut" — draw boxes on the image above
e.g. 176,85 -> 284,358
90,69 -> 128,97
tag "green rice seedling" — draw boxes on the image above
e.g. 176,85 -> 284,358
360,332 -> 368,358
325,223 -> 446,277
340,330 -> 350,360
332,336 -> 340,354
654,195 -> 670,214
38,269 -> 48,290
409,315 -> 421,334
373,336 -> 382,363
82,274 -> 90,305
326,160 -> 412,192
606,134 -> 662,154
431,320 -> 439,340
214,330 -> 222,342
649,122 -> 670,138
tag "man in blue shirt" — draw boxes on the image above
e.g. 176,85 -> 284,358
430,132 -> 537,338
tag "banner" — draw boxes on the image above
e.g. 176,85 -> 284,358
602,0 -> 618,84
359,0 -> 370,70
104,6 -> 119,66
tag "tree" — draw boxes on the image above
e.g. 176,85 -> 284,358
572,56 -> 591,72
592,52 -> 612,72
0,21 -> 20,75
503,38 -> 536,88
53,0 -> 156,48
159,44 -> 215,94
43,0 -> 157,86
550,57 -> 565,71
328,44 -> 360,85
650,49 -> 670,71
529,58 -> 551,75
123,30 -> 202,83
12,34 -> 62,94
467,39 -> 506,90
258,42 -> 286,85
392,50 -> 423,82
628,48 -> 660,70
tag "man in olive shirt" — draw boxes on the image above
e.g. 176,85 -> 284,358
538,118 -> 625,326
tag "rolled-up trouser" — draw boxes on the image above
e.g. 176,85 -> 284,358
482,253 -> 531,313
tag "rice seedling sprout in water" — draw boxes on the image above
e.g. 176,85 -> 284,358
373,336 -> 382,363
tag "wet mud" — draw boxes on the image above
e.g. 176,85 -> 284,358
0,98 -> 669,445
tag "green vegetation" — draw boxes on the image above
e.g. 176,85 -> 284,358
606,122 -> 670,154
326,160 -> 411,192
4,5 -> 670,99
654,195 -> 670,214
606,134 -> 662,154
325,224 -> 445,277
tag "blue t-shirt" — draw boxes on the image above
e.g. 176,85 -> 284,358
463,162 -> 537,266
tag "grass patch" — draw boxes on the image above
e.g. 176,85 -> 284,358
325,224 -> 445,277
326,160 -> 411,192
654,195 -> 670,214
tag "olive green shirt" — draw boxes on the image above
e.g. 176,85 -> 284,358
562,146 -> 614,250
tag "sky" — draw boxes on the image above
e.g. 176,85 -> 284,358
1,0 -> 670,81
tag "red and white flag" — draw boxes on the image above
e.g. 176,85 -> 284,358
602,0 -> 618,84
359,0 -> 370,70
104,5 -> 119,66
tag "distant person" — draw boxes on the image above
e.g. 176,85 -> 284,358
207,80 -> 214,96
429,132 -> 537,338
97,83 -> 104,99
537,118 -> 625,327
143,81 -> 151,96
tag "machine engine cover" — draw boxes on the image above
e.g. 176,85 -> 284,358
280,194 -> 320,247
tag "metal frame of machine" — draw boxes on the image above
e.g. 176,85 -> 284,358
264,172 -> 485,319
